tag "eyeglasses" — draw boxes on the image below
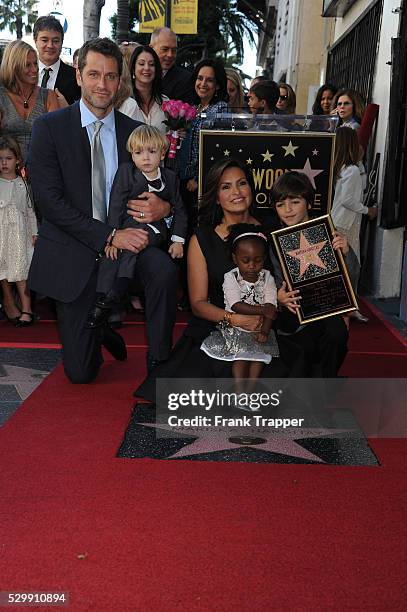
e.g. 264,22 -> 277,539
279,95 -> 288,101
337,101 -> 352,106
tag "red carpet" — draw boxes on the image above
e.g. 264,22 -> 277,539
0,301 -> 406,609
2,300 -> 406,375
0,320 -> 186,349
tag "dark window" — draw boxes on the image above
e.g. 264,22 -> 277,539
326,0 -> 383,103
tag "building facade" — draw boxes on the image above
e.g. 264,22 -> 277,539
259,0 -> 332,113
256,0 -> 406,311
324,0 -> 406,304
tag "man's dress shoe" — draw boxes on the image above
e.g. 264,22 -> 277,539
146,352 -> 166,373
101,326 -> 127,361
86,296 -> 117,329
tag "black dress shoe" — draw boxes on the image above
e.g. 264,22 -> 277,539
101,326 -> 127,361
15,311 -> 35,327
86,296 -> 118,329
146,352 -> 167,374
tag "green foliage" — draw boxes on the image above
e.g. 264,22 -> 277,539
0,0 -> 38,39
178,0 -> 256,67
109,0 -> 256,67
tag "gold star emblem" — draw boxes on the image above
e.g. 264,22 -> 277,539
246,158 -> 252,165
282,140 -> 299,157
224,149 -> 230,156
261,149 -> 274,162
287,232 -> 327,278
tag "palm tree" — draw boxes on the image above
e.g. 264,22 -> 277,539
0,0 -> 38,39
83,0 -> 106,41
116,0 -> 130,43
109,1 -> 257,67
178,0 -> 256,66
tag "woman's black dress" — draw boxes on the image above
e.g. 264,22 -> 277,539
134,226 -> 305,402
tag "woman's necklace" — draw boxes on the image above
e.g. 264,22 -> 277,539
197,102 -> 209,114
18,86 -> 35,109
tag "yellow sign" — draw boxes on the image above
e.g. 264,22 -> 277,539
139,0 -> 165,33
171,0 -> 198,34
139,0 -> 198,34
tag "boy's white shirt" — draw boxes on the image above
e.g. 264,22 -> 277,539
139,166 -> 184,243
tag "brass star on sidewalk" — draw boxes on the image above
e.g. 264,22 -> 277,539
282,140 -> 299,157
261,149 -> 274,162
287,231 -> 327,278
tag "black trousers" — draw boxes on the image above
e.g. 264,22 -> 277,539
56,247 -> 178,383
135,246 -> 178,361
55,267 -> 103,384
292,316 -> 349,377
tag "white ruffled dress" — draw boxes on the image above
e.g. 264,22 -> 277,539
0,177 -> 37,282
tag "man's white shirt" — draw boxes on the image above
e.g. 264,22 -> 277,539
38,59 -> 61,89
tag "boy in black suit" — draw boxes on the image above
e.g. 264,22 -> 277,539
87,124 -> 187,327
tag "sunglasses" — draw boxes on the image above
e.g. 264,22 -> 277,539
279,94 -> 288,101
337,101 -> 352,106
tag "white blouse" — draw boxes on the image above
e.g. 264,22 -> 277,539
331,164 -> 368,231
118,97 -> 140,120
124,96 -> 169,134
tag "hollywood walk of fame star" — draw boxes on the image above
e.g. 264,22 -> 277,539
246,158 -> 253,165
312,149 -> 319,156
0,364 -> 49,400
282,140 -> 299,157
287,231 -> 328,277
138,420 -> 353,463
261,149 -> 274,162
224,149 -> 230,156
293,158 -> 324,189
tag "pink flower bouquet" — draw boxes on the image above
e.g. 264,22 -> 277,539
162,99 -> 197,159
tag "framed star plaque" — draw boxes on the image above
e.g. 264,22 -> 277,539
272,215 -> 358,324
198,130 -> 336,214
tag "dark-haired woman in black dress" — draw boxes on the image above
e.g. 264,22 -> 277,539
135,158 -> 304,401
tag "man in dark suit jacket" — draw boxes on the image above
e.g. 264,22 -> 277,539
150,27 -> 194,103
34,15 -> 81,104
28,38 -> 177,383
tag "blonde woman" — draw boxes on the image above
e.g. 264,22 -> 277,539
119,41 -> 140,69
114,60 -> 139,119
0,40 -> 63,162
225,68 -> 245,111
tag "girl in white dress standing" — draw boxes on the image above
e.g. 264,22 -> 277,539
0,136 -> 37,326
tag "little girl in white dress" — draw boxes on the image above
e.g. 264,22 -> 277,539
0,137 -> 37,326
201,225 -> 279,382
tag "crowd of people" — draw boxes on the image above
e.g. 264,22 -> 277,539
0,18 -> 376,395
